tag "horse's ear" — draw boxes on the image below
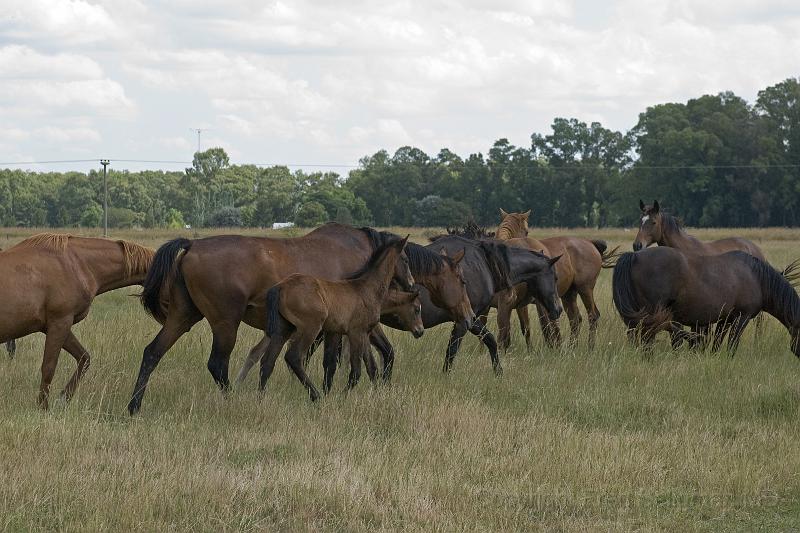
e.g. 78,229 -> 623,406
439,247 -> 449,257
548,254 -> 563,266
500,208 -> 509,218
451,248 -> 466,264
398,235 -> 410,251
523,209 -> 531,220
639,199 -> 645,211
652,201 -> 660,214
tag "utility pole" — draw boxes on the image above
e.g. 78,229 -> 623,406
100,159 -> 110,237
190,128 -> 210,153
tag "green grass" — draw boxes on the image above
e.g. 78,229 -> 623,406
1,226 -> 800,531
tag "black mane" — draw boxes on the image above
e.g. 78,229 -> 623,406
744,252 -> 800,326
345,239 -> 400,280
358,226 -> 454,275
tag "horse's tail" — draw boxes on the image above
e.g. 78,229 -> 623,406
612,252 -> 673,332
598,242 -> 622,269
266,286 -> 283,337
140,238 -> 192,323
590,239 -> 607,255
781,257 -> 800,289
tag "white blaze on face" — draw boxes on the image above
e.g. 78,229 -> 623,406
641,215 -> 649,226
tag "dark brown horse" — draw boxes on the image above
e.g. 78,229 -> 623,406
633,200 -> 765,258
612,247 -> 800,355
258,238 -> 413,400
0,246 -> 18,357
494,209 -> 615,349
128,223 -> 472,414
0,234 -> 154,408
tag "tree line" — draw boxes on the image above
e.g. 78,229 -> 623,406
1,78 -> 798,229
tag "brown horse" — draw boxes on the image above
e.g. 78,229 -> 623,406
257,238 -> 412,400
495,209 -> 614,349
612,247 -> 800,356
128,223 -> 471,414
0,234 -> 154,408
633,200 -> 765,258
0,247 -> 18,357
235,281 -> 425,390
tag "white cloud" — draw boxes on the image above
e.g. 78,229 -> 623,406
1,0 -> 118,45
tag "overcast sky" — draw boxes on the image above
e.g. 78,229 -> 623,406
1,0 -> 798,173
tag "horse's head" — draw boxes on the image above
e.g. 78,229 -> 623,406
434,247 -> 475,330
498,208 -> 530,238
393,236 -> 415,290
633,200 -> 662,251
384,287 -> 425,339
525,252 -> 563,321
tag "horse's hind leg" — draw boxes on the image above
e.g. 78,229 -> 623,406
207,319 -> 242,392
304,332 -> 324,366
6,339 -> 16,358
516,306 -> 532,351
259,321 -> 292,393
346,333 -> 373,391
60,331 -> 91,402
496,294 -> 514,352
284,329 -> 322,401
578,288 -> 600,350
37,318 -> 73,409
443,322 -> 468,373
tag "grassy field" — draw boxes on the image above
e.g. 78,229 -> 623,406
1,225 -> 800,531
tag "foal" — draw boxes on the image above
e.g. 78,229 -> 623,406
258,237 -> 409,400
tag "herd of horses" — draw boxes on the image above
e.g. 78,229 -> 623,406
1,201 -> 799,414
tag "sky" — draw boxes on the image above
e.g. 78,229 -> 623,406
1,0 -> 799,173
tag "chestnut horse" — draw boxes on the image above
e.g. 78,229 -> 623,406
0,234 -> 154,408
494,209 -> 616,349
128,223 -> 472,414
258,238 -> 413,400
612,247 -> 800,356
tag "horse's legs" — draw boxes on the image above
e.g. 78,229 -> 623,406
470,316 -> 502,376
346,333 -> 373,391
259,318 -> 293,392
562,289 -> 582,347
726,317 -> 751,355
283,329 -> 322,401
60,331 -> 91,402
536,302 -> 562,348
322,333 -> 342,394
304,333 -> 324,366
516,306 -> 532,351
37,318 -> 73,409
369,326 -> 396,382
578,288 -> 601,350
235,334 -> 271,387
206,319 -> 241,392
6,339 -> 16,358
443,322 -> 468,373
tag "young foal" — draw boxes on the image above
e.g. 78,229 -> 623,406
0,234 -> 153,408
258,237 -> 410,400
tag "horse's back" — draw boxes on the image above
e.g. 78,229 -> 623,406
708,237 -> 765,261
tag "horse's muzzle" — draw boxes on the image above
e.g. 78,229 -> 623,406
633,241 -> 643,252
412,327 -> 425,339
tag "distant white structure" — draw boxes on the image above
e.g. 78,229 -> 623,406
272,222 -> 295,229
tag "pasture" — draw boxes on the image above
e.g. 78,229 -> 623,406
1,226 -> 800,531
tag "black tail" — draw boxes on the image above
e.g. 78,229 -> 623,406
590,239 -> 608,255
140,238 -> 192,322
266,286 -> 283,337
612,252 -> 645,328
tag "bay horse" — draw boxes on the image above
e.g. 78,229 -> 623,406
0,234 -> 154,408
494,209 -> 616,349
128,223 -> 472,414
612,247 -> 800,356
258,238 -> 413,400
0,247 -> 18,357
633,200 -> 765,258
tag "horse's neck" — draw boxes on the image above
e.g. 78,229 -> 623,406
71,240 -> 143,295
496,225 -> 513,240
357,252 -> 397,302
507,251 -> 542,285
660,223 -> 702,251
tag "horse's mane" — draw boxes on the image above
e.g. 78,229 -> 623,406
744,253 -> 800,326
497,213 -> 527,239
15,232 -> 71,252
345,239 -> 401,280
659,212 -> 686,234
118,240 -> 156,277
358,226 -> 454,275
445,220 -> 495,240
